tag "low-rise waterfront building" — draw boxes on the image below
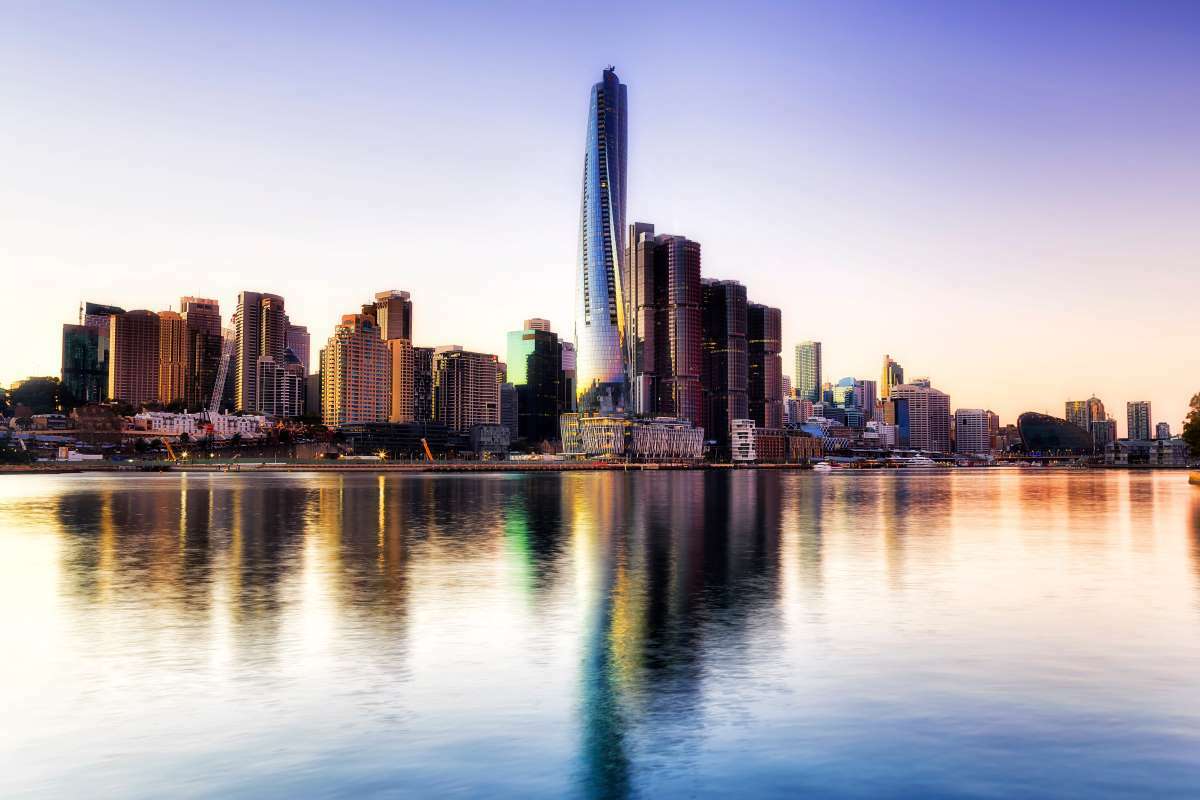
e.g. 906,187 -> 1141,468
628,418 -> 704,461
342,421 -> 450,459
470,423 -> 511,456
1105,438 -> 1187,467
133,411 -> 269,439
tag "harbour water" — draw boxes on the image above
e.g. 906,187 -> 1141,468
2,470 -> 1198,798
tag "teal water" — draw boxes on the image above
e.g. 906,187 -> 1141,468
2,470 -> 1198,798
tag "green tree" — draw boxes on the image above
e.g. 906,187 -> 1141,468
1182,393 -> 1200,456
179,431 -> 191,445
10,377 -> 62,414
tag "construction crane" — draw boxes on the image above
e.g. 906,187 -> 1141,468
162,438 -> 178,462
420,438 -> 434,463
207,328 -> 236,417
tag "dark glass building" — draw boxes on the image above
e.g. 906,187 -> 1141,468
701,279 -> 749,448
575,67 -> 628,414
625,224 -> 703,424
61,324 -> 104,405
747,303 -> 783,429
506,324 -> 563,443
180,297 -> 222,411
1017,412 -> 1095,454
81,301 -> 125,401
413,346 -> 435,422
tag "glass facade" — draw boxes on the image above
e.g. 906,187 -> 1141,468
795,341 -> 822,402
747,303 -> 783,429
575,67 -> 628,414
1018,412 -> 1095,454
701,279 -> 749,448
506,327 -> 562,443
61,324 -> 104,405
626,227 -> 703,424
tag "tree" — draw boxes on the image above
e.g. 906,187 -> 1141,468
179,431 -> 191,445
10,377 -> 62,414
1182,393 -> 1200,456
230,433 -> 243,447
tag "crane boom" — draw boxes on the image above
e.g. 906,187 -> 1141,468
208,328 -> 236,416
421,438 -> 434,462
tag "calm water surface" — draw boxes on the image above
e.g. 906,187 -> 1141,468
2,470 -> 1199,798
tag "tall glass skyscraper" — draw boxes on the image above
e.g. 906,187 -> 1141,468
795,341 -> 822,402
575,67 -> 628,414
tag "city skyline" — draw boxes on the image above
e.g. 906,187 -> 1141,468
2,2 -> 1198,431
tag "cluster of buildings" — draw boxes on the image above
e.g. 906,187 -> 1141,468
8,67 -> 1185,467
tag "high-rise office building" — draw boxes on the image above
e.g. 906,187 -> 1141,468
832,377 -> 856,407
1156,421 -> 1171,440
782,375 -> 792,399
157,310 -> 188,404
233,292 -> 287,413
413,346 -> 435,422
559,342 -> 576,414
701,279 -> 749,447
795,341 -> 822,402
108,310 -> 161,406
387,339 -> 415,423
320,314 -> 390,427
625,225 -> 703,423
506,322 -> 563,442
747,303 -> 783,429
81,301 -> 125,400
854,379 -> 878,416
1065,396 -> 1106,433
881,354 -> 904,399
370,290 -> 413,341
954,409 -> 990,454
1127,401 -> 1152,441
890,383 -> 951,452
500,382 -> 519,440
286,323 -> 310,376
61,324 -> 104,405
575,67 -> 628,414
257,355 -> 306,418
432,346 -> 501,432
1065,400 -> 1088,430
180,297 -> 222,411
1090,418 -> 1117,449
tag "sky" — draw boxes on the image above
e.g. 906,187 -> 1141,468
1,0 -> 1198,435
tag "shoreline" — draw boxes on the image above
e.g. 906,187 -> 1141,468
2,461 -> 1192,476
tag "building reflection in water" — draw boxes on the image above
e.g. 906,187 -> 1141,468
572,471 -> 785,798
0,469 -> 1195,798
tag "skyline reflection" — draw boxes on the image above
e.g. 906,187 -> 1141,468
2,470 -> 1199,798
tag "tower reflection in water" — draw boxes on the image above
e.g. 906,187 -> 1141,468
0,470 -> 1195,797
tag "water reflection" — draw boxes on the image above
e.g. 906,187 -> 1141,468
1,470 -> 1199,797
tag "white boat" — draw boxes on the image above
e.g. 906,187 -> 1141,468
904,456 -> 938,467
812,462 -> 834,473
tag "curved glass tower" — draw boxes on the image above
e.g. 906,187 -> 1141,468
575,67 -> 628,414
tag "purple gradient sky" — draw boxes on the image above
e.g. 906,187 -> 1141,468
2,1 -> 1198,434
